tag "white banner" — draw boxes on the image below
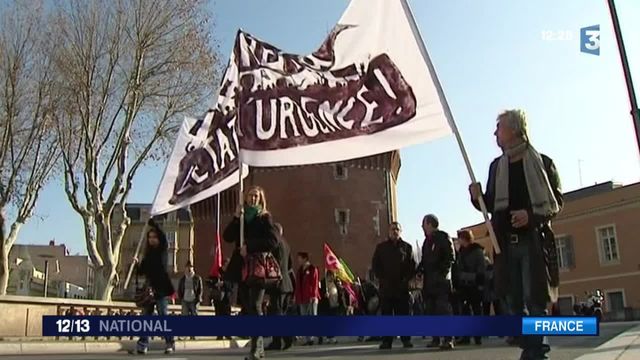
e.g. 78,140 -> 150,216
234,0 -> 453,166
151,0 -> 453,214
150,112 -> 249,216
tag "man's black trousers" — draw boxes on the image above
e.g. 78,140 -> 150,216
380,292 -> 411,345
267,290 -> 294,348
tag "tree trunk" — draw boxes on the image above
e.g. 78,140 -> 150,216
0,218 -> 22,296
0,244 -> 10,296
93,263 -> 117,301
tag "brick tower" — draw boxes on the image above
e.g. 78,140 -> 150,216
190,151 -> 400,280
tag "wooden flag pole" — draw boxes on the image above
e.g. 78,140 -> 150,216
123,222 -> 149,290
238,152 -> 245,248
400,0 -> 500,254
236,74 -> 245,248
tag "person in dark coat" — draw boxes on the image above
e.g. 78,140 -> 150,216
455,229 -> 486,345
208,272 -> 233,340
469,109 -> 563,360
133,218 -> 176,355
223,197 -> 249,315
450,240 -> 462,317
223,185 -> 279,360
206,258 -> 233,340
418,214 -> 455,350
482,256 -> 502,317
371,221 -> 415,349
265,223 -> 295,351
317,272 -> 349,345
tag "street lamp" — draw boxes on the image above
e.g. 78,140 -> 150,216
39,254 -> 56,298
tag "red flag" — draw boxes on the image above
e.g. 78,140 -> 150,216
209,231 -> 223,278
323,243 -> 354,283
323,243 -> 341,273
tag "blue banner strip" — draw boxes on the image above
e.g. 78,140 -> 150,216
39,315 -> 582,337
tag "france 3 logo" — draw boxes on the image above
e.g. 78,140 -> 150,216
580,25 -> 600,56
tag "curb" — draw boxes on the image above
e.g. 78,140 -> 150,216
0,339 -> 250,355
575,325 -> 640,360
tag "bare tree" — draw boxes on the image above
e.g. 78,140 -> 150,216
50,0 -> 218,300
0,2 -> 59,295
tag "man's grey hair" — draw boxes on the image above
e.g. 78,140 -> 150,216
498,109 -> 529,142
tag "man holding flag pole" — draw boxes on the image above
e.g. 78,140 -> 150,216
371,221 -> 415,349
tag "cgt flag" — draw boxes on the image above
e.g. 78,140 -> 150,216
234,0 -> 452,166
324,243 -> 352,283
323,243 -> 358,302
150,114 -> 249,216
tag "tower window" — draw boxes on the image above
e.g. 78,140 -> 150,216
335,208 -> 350,235
334,164 -> 348,180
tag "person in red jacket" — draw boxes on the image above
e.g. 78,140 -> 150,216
295,252 -> 320,345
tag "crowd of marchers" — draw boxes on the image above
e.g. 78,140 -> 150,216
132,109 -> 562,360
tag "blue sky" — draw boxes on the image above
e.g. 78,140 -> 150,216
17,0 -> 640,254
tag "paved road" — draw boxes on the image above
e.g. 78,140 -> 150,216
1,323 -> 635,360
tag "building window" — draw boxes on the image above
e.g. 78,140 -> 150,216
334,164 -> 348,180
335,209 -> 350,236
128,207 -> 141,222
606,290 -> 625,312
597,226 -> 619,264
166,231 -> 177,271
167,211 -> 177,222
555,235 -> 575,270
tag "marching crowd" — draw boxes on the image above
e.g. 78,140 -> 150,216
133,109 -> 563,360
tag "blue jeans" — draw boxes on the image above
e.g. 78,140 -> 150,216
181,301 -> 198,315
507,237 -> 550,360
137,297 -> 175,350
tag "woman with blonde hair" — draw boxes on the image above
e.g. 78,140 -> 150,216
223,185 -> 279,360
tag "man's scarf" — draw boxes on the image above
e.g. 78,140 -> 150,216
494,142 -> 559,216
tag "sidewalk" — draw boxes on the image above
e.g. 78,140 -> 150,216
575,324 -> 640,360
0,338 -> 250,356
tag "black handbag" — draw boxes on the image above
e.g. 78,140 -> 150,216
134,265 -> 156,308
